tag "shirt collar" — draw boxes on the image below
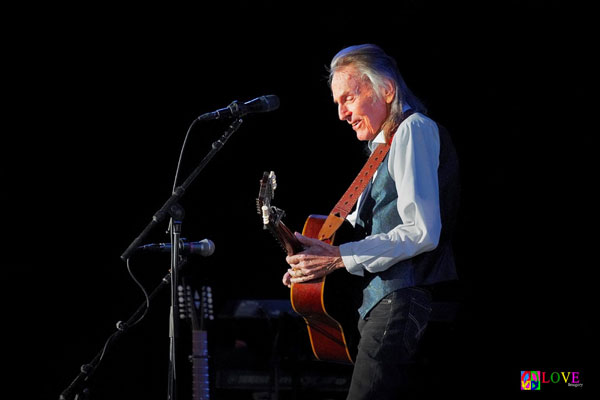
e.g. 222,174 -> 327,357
368,131 -> 387,152
367,104 -> 413,152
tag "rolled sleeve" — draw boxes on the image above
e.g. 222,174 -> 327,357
340,242 -> 365,276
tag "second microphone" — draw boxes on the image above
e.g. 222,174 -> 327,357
137,239 -> 215,257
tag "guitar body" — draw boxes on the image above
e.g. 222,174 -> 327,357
290,215 -> 361,364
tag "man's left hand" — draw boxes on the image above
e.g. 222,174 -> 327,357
285,232 -> 346,285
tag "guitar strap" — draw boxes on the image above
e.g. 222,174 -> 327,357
317,110 -> 414,241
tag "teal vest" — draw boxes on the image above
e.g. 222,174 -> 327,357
354,122 -> 459,318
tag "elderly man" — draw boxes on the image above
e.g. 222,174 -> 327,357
283,44 -> 459,399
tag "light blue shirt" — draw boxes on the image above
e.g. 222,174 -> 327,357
340,112 -> 442,276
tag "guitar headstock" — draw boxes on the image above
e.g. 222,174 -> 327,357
197,286 -> 214,329
179,284 -> 214,330
256,171 -> 302,255
257,171 -> 279,226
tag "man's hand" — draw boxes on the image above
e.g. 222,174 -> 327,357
282,232 -> 346,287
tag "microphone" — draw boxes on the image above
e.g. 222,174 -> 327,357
197,95 -> 279,121
137,239 -> 215,257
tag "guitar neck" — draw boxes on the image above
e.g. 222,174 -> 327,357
270,219 -> 304,255
191,329 -> 209,400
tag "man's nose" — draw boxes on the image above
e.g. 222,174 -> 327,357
338,104 -> 351,121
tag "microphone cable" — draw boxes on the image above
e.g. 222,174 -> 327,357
171,118 -> 199,194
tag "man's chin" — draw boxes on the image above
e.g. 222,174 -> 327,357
355,130 -> 376,142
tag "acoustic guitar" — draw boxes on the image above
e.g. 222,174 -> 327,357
257,171 -> 360,364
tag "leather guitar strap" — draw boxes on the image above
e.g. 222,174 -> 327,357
317,110 -> 414,241
316,143 -> 390,240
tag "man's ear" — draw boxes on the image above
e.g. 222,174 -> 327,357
382,79 -> 396,104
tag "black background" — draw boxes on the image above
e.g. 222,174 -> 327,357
4,2 -> 594,398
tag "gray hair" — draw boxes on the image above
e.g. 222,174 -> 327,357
328,44 -> 427,140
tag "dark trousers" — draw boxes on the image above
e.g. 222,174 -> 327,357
346,287 -> 432,400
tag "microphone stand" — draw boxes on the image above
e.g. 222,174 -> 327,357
59,272 -> 172,400
119,117 -> 244,400
120,117 -> 244,261
167,214 -> 183,400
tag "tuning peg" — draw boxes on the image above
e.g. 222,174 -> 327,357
256,199 -> 263,215
269,171 -> 277,190
261,205 -> 270,225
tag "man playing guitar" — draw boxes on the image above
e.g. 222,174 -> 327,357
282,44 -> 460,400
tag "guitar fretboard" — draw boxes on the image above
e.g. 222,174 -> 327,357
192,330 -> 210,400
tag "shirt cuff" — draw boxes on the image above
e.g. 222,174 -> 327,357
339,242 -> 365,276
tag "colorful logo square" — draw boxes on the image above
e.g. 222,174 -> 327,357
521,371 -> 541,390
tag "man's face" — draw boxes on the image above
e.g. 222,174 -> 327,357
331,66 -> 390,141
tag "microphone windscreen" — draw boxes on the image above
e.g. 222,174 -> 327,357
261,95 -> 280,112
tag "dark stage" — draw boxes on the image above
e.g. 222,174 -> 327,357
4,3 -> 593,399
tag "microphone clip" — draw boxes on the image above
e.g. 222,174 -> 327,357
226,100 -> 241,115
